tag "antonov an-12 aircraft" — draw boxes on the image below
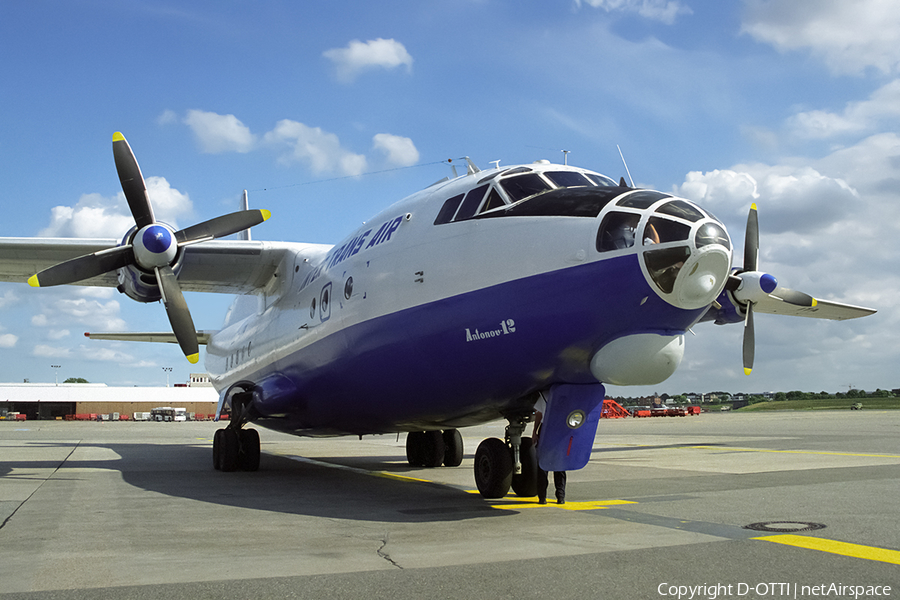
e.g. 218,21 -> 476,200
0,133 -> 876,498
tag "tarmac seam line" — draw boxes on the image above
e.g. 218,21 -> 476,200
0,440 -> 81,531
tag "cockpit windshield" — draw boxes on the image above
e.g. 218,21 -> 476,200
433,165 -> 624,225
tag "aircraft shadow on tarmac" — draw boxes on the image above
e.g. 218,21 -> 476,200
2,440 -> 512,524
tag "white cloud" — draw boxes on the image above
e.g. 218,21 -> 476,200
38,177 -> 193,237
323,38 -> 413,83
675,164 -> 859,235
157,109 -> 178,126
47,329 -> 70,340
575,0 -> 692,24
184,109 -> 257,153
33,344 -> 71,358
742,0 -> 900,75
263,119 -> 367,176
0,333 -> 17,348
372,133 -> 419,167
786,79 -> 900,139
0,290 -> 19,309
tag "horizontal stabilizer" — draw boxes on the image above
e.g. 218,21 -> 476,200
84,331 -> 214,345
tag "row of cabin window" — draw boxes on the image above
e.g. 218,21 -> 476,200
433,170 -> 615,225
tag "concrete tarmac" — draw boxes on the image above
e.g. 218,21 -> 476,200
1,410 -> 898,599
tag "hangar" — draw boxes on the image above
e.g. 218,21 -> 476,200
0,381 -> 218,421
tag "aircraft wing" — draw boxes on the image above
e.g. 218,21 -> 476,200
0,237 -> 318,295
0,238 -> 120,287
753,296 -> 876,321
84,331 -> 214,344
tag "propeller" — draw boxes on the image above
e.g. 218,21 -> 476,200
725,203 -> 817,375
28,132 -> 271,364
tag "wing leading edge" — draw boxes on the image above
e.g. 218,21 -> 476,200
0,238 -> 324,295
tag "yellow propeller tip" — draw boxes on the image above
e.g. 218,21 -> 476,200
27,274 -> 41,288
743,367 -> 753,376
750,202 -> 758,211
186,353 -> 200,364
112,132 -> 125,142
811,298 -> 818,307
260,209 -> 272,221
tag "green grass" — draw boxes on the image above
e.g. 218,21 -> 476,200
737,397 -> 900,411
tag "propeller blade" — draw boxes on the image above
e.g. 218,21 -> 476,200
770,287 -> 817,308
743,203 -> 759,272
113,132 -> 156,229
155,265 -> 200,364
742,303 -> 755,375
174,209 -> 271,245
28,246 -> 134,287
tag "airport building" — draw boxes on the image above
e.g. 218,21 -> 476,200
0,377 -> 219,421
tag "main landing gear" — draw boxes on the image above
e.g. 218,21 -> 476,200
405,429 -> 464,468
474,415 -> 538,499
213,390 -> 261,472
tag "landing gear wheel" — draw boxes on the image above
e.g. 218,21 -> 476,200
406,431 -> 425,466
213,429 -> 223,470
511,436 -> 538,497
217,428 -> 240,472
442,429 -> 463,467
238,428 -> 261,472
474,438 -> 513,499
420,431 -> 445,467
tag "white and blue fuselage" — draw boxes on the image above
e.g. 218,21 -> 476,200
204,161 -> 734,437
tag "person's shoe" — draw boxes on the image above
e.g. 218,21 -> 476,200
538,498 -> 547,505
556,496 -> 565,504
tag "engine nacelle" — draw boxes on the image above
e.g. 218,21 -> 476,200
114,226 -> 185,303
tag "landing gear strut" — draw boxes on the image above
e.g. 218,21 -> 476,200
213,390 -> 261,472
474,414 -> 537,499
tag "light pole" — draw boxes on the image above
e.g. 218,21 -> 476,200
162,367 -> 172,388
51,364 -> 61,386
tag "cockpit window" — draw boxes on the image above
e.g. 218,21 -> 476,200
479,188 -> 506,214
695,222 -> 731,249
617,190 -> 671,209
645,216 -> 691,245
500,173 -> 552,202
644,247 -> 691,294
545,171 -> 591,188
454,184 -> 490,221
656,200 -> 705,222
434,194 -> 464,225
597,211 -> 640,251
586,173 -> 617,187
481,187 -> 619,220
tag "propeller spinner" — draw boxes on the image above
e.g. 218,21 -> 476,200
28,132 -> 271,363
725,203 -> 816,375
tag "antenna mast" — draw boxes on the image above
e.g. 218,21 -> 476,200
617,145 -> 635,187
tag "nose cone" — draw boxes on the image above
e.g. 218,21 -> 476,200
669,245 -> 731,310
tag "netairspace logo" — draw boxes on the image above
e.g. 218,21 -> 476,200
657,582 -> 892,599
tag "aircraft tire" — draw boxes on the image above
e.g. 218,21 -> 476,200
239,428 -> 261,472
421,430 -> 445,468
474,438 -> 513,499
219,428 -> 240,472
406,431 -> 425,466
442,429 -> 463,467
511,436 -> 538,497
212,429 -> 223,470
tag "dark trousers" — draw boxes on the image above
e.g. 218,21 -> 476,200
537,469 -> 566,502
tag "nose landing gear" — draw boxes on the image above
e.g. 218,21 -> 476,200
474,414 -> 538,499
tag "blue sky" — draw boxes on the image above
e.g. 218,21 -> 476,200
0,0 -> 896,396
